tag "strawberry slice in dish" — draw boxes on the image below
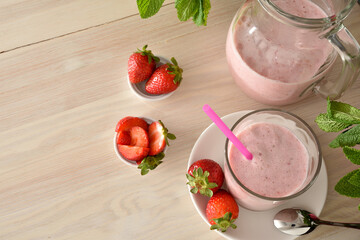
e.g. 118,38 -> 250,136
115,117 -> 149,132
148,120 -> 176,155
129,126 -> 149,148
117,145 -> 150,161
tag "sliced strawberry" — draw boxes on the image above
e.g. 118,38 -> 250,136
115,117 -> 149,132
116,131 -> 131,145
148,122 -> 165,155
117,145 -> 149,161
148,120 -> 176,155
129,126 -> 149,147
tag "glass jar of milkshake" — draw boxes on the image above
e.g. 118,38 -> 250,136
226,0 -> 360,105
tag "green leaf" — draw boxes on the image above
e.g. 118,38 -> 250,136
193,0 -> 211,26
343,146 -> 360,165
137,0 -> 165,19
167,133 -> 176,140
175,0 -> 211,26
138,153 -> 164,175
327,99 -> 360,125
190,187 -> 198,194
315,113 -> 351,132
329,125 -> 360,148
335,169 -> 360,198
349,170 -> 360,187
175,0 -> 199,21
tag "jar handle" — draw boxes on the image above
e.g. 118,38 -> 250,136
314,24 -> 360,99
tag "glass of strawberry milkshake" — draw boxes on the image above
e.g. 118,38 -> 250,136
224,109 -> 322,211
226,0 -> 360,105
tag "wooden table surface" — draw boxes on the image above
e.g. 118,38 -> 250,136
1,1 -> 360,239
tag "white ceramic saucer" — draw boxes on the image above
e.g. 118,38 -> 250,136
187,110 -> 328,240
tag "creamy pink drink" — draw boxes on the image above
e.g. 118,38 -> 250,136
224,110 -> 321,211
226,0 -> 334,105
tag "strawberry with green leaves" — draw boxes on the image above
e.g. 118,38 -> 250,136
128,45 -> 160,83
145,57 -> 183,94
186,159 -> 224,197
206,190 -> 239,232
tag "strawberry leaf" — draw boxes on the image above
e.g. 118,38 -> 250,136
186,167 -> 218,197
158,120 -> 176,146
210,212 -> 237,232
136,44 -> 159,64
166,57 -> 183,85
138,152 -> 165,175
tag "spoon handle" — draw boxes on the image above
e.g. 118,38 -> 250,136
317,219 -> 360,230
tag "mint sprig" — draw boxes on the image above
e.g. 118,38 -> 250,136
137,0 -> 211,26
315,99 -> 360,210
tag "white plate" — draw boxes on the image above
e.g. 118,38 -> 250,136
188,110 -> 328,240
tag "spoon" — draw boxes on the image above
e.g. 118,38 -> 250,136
274,208 -> 360,236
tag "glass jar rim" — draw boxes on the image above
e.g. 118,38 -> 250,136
224,109 -> 322,201
259,0 -> 357,29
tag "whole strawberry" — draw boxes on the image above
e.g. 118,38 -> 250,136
186,159 -> 224,197
145,57 -> 183,94
206,190 -> 239,232
128,45 -> 159,83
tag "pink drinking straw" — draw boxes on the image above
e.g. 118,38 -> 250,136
203,104 -> 253,160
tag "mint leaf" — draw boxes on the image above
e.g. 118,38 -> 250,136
335,169 -> 360,198
137,0 -> 165,19
327,99 -> 360,124
315,113 -> 351,132
349,169 -> 360,187
193,0 -> 211,26
175,0 -> 211,26
329,125 -> 360,148
175,0 -> 200,21
343,146 -> 360,165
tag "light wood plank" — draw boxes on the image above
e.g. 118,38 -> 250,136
0,1 -> 359,240
0,0 -> 174,52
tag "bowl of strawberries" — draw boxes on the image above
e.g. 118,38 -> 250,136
114,116 -> 176,175
127,45 -> 183,101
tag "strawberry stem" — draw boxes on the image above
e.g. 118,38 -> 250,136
186,167 -> 218,197
136,44 -> 160,64
166,57 -> 183,85
159,120 -> 176,146
138,152 -> 165,175
210,212 -> 237,232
